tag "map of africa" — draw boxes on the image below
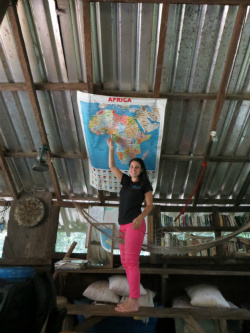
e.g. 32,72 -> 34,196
77,92 -> 166,192
88,106 -> 160,169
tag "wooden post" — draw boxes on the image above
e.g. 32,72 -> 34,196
64,241 -> 77,259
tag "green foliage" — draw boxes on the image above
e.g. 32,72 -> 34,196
55,232 -> 87,253
0,230 -> 7,257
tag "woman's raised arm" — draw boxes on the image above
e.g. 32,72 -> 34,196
107,135 -> 123,181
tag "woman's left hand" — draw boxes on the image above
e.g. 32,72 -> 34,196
132,217 -> 142,230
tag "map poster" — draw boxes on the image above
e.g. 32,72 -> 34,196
77,92 -> 167,193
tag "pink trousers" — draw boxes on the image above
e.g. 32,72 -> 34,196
119,220 -> 146,299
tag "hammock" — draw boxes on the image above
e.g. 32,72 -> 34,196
75,204 -> 250,254
51,159 -> 250,255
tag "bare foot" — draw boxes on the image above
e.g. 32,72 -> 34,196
116,301 -> 126,307
115,298 -> 139,312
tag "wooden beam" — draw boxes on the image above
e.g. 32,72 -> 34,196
0,82 -> 88,91
35,82 -> 88,91
0,258 -> 52,266
5,150 -> 250,163
89,0 -> 250,5
98,190 -> 105,205
4,151 -> 87,159
1,83 -> 250,101
0,199 -> 13,206
52,196 -> 239,208
0,146 -> 18,200
65,304 -> 250,320
0,194 -> 248,209
161,154 -> 250,163
8,3 -> 62,200
153,3 -> 169,98
83,0 -> 93,93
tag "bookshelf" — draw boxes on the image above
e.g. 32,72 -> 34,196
155,208 -> 250,259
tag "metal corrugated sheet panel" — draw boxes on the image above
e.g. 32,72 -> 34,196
90,2 -> 161,90
0,1 -> 250,203
161,5 -> 239,93
18,0 -> 87,83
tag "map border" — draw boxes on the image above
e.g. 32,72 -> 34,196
77,92 -> 167,193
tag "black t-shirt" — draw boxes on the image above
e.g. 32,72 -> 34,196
118,173 -> 153,225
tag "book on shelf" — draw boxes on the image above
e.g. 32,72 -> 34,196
55,258 -> 88,270
204,214 -> 211,227
192,215 -> 198,227
160,211 -> 250,230
161,213 -> 175,227
199,215 -> 206,227
218,213 -> 250,228
222,236 -> 250,256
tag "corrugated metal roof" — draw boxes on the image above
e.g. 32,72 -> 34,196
0,1 -> 250,207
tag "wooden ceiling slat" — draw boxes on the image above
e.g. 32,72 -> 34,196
8,4 -> 62,200
153,4 -> 169,98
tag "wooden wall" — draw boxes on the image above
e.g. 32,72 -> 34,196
3,192 -> 59,259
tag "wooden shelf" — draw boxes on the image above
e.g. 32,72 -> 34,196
55,266 -> 250,276
0,258 -> 52,266
66,303 -> 250,320
160,226 -> 250,232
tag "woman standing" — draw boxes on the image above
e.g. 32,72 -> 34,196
107,135 -> 153,312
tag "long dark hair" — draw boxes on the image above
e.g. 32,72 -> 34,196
129,158 -> 149,186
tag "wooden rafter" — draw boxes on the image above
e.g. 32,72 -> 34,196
4,151 -> 87,159
89,0 -> 249,4
83,0 -> 93,93
193,4 -> 248,207
3,151 -> 250,163
0,145 -> 18,200
98,190 -> 105,205
52,197 -> 250,210
8,3 -> 62,200
1,83 -> 250,101
153,3 -> 169,98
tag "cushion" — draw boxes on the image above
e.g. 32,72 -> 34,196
83,280 -> 120,303
108,275 -> 147,296
172,296 -> 192,308
185,284 -> 230,308
120,288 -> 156,307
